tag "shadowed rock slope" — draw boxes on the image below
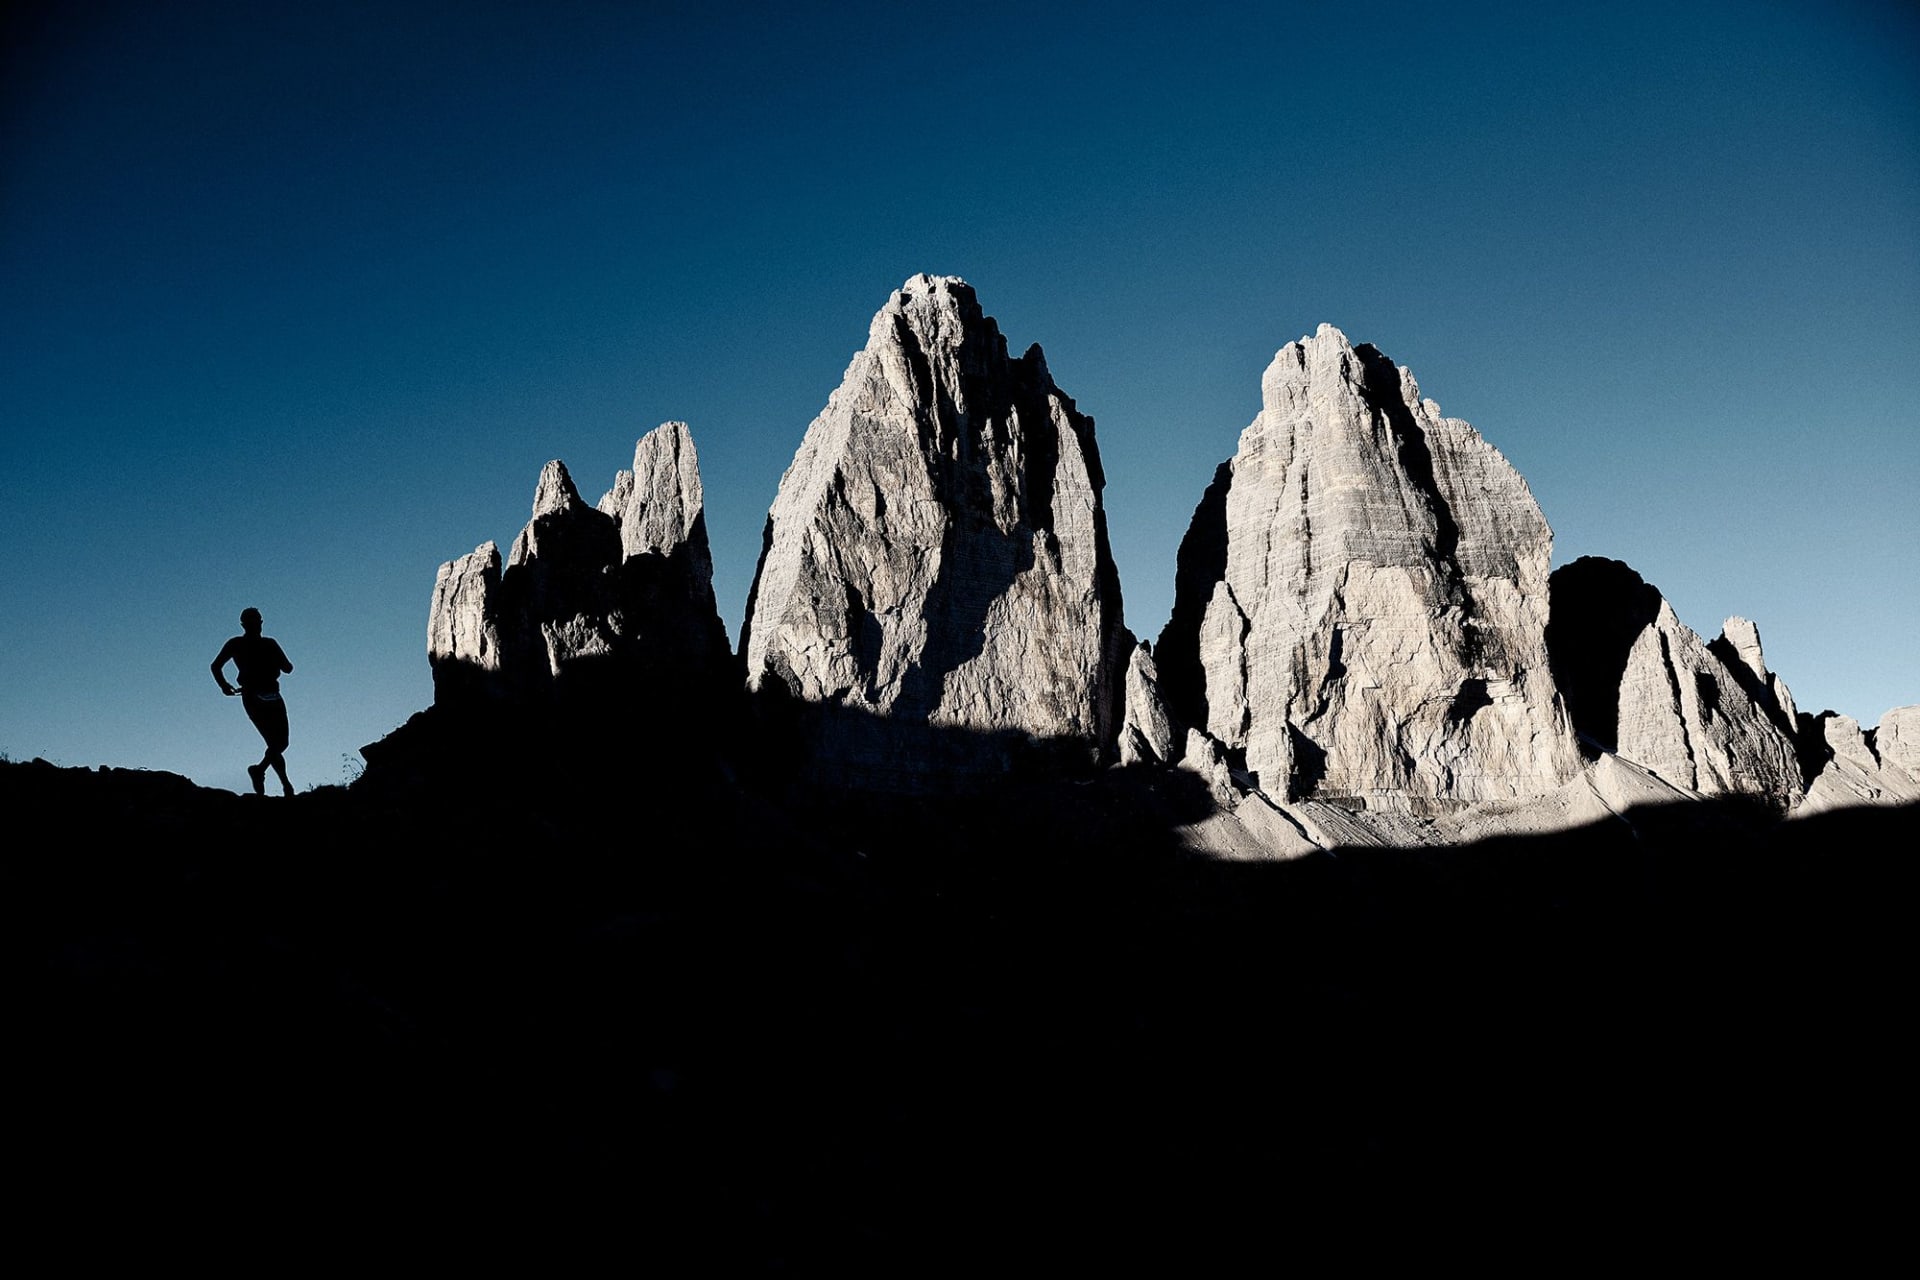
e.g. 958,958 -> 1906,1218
9,755 -> 1911,1260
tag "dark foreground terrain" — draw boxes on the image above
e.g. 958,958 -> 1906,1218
8,746 -> 1912,1262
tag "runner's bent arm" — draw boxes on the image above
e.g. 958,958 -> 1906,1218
211,641 -> 237,695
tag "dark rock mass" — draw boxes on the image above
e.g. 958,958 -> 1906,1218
10,752 -> 1912,1258
1545,556 -> 1667,753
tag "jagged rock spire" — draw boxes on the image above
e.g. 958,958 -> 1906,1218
601,422 -> 726,647
427,423 -> 729,708
1708,616 -> 1800,739
740,274 -> 1130,789
1617,600 -> 1803,802
611,420 -> 714,582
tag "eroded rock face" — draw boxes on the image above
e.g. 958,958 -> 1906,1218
740,274 -> 1129,789
1877,706 -> 1920,779
1797,707 -> 1920,815
506,460 -> 626,692
602,422 -> 732,683
597,468 -> 633,520
1119,642 -> 1176,767
427,423 -> 730,708
613,420 -> 714,579
1615,600 -> 1804,804
1156,324 -> 1579,812
1708,616 -> 1800,739
1548,558 -> 1805,806
427,542 -> 505,702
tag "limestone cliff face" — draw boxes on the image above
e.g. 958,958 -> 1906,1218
427,422 -> 729,707
1157,324 -> 1579,812
1797,706 -> 1920,814
1547,557 -> 1804,807
1118,643 -> 1175,767
1615,602 -> 1804,804
599,421 -> 731,682
740,274 -> 1129,788
1708,616 -> 1800,740
1878,706 -> 1920,779
427,541 -> 506,703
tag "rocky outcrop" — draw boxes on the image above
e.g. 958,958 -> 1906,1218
1156,324 -> 1579,813
600,421 -> 732,684
740,275 -> 1129,789
1118,643 -> 1176,767
1708,616 -> 1800,739
1548,558 -> 1803,807
1177,728 -> 1240,808
504,460 -> 627,693
1797,707 -> 1920,815
1878,706 -> 1920,778
427,422 -> 730,709
608,419 -> 716,583
1614,602 -> 1803,804
402,287 -> 1909,834
427,541 -> 506,703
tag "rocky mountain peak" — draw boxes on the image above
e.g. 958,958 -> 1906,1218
616,421 -> 709,568
741,275 -> 1129,789
530,459 -> 586,519
509,459 -> 618,574
1708,614 -> 1800,740
1156,325 -> 1579,812
1716,616 -> 1768,681
405,280 -> 1909,834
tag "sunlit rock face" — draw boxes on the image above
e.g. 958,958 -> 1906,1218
427,422 -> 730,707
1877,706 -> 1920,779
1797,706 -> 1920,815
1708,615 -> 1801,740
1616,601 -> 1804,804
1118,642 -> 1176,767
1157,324 -> 1580,813
1548,557 -> 1804,807
596,421 -> 732,687
740,274 -> 1130,789
428,541 -> 506,702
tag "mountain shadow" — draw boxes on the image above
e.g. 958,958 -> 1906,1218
9,747 -> 1911,1259
1548,555 -> 1666,752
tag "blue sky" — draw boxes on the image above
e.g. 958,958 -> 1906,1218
3,0 -> 1915,793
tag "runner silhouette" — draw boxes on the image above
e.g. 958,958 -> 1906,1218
211,607 -> 294,796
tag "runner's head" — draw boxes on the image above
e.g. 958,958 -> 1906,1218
240,607 -> 262,634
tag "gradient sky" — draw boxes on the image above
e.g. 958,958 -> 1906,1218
4,0 -> 1916,794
